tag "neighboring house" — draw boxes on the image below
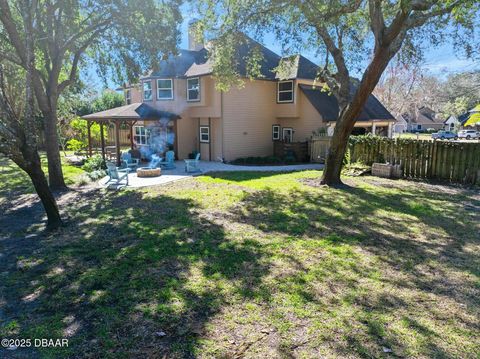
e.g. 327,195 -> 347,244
443,115 -> 460,131
393,115 -> 408,134
401,106 -> 444,132
84,23 -> 395,162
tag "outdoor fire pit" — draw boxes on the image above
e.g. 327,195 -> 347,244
136,167 -> 161,178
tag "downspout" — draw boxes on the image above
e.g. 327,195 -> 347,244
221,90 -> 225,162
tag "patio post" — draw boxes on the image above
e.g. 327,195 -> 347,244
128,120 -> 137,150
114,120 -> 121,166
100,121 -> 106,161
87,121 -> 92,157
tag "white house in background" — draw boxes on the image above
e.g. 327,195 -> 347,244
393,115 -> 408,134
443,115 -> 460,131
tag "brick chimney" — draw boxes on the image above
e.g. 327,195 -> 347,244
188,19 -> 203,51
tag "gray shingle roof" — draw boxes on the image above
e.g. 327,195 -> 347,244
299,84 -> 395,122
276,55 -> 319,80
142,49 -> 208,79
82,103 -> 180,121
401,107 -> 443,125
138,34 -> 319,80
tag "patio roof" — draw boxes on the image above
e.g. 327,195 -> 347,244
81,103 -> 180,166
299,84 -> 395,122
82,102 -> 181,122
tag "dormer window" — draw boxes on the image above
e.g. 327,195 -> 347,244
187,77 -> 200,102
125,89 -> 131,105
157,79 -> 173,100
277,80 -> 294,103
143,81 -> 152,101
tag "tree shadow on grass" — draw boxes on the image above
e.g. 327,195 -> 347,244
1,172 -> 478,358
0,189 -> 271,358
224,180 -> 479,357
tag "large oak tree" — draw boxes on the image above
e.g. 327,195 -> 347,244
0,0 -> 182,189
199,0 -> 478,185
0,1 -> 62,229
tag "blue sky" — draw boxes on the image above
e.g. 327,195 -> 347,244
84,9 -> 479,92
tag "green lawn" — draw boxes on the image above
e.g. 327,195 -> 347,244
0,170 -> 478,358
0,154 -> 85,197
394,132 -> 433,140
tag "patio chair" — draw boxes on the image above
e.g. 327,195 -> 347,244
159,150 -> 176,170
106,162 -> 129,186
184,152 -> 201,173
121,152 -> 139,170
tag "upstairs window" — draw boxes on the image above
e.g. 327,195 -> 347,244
125,89 -> 131,105
277,80 -> 294,103
187,77 -> 200,101
143,81 -> 152,101
157,79 -> 173,100
272,125 -> 280,140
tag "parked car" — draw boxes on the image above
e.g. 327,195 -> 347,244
431,130 -> 457,140
458,130 -> 479,140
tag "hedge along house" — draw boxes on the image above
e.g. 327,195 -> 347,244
83,22 -> 395,163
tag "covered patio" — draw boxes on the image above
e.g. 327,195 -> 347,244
82,103 -> 180,166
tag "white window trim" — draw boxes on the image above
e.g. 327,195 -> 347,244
199,126 -> 210,143
277,80 -> 294,103
282,127 -> 293,142
272,125 -> 280,140
143,80 -> 152,101
187,77 -> 201,102
157,79 -> 174,100
125,89 -> 131,104
134,125 -> 149,145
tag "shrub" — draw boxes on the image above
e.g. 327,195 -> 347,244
231,155 -> 286,165
82,154 -> 105,173
67,138 -> 86,153
87,169 -> 107,180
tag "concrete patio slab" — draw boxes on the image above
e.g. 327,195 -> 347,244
98,161 -> 324,188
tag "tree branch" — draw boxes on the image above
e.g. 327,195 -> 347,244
58,26 -> 107,93
369,0 -> 386,49
0,0 -> 28,65
406,0 -> 467,29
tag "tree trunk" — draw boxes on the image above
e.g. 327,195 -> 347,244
13,148 -> 63,230
320,105 -> 360,185
44,108 -> 67,190
25,158 -> 63,230
321,44 -> 402,186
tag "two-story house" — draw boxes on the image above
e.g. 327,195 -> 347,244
84,24 -> 395,162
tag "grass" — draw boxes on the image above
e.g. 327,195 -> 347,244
0,153 -> 85,197
0,170 -> 479,358
394,132 -> 433,140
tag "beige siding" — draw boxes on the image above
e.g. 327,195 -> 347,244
222,81 -> 277,161
176,117 -> 197,159
279,87 -> 325,142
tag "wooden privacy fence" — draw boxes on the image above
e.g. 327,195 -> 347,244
349,137 -> 480,185
106,126 -> 130,146
310,135 -> 332,163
